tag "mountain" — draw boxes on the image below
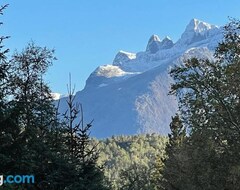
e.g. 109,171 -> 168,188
57,19 -> 223,138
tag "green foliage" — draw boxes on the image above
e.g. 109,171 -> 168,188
0,5 -> 110,189
162,19 -> 240,190
0,42 -> 74,190
62,79 -> 110,190
97,134 -> 168,190
161,115 -> 189,190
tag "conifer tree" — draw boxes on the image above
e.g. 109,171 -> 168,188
5,43 -> 73,190
0,4 -> 20,176
161,115 -> 189,190
63,77 -> 110,190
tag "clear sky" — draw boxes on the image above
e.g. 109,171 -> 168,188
1,0 -> 240,94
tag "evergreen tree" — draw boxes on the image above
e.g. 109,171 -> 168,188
161,115 -> 189,190
8,43 -> 55,188
0,4 -> 20,177
63,78 -> 110,190
0,5 -> 108,189
119,162 -> 157,190
1,42 -> 73,190
96,134 -> 167,190
0,5 -> 27,187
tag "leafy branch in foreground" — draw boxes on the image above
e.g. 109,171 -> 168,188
161,19 -> 240,190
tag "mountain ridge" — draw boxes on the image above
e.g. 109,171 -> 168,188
57,19 -> 223,138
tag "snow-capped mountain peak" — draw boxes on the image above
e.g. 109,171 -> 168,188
148,34 -> 161,42
163,36 -> 171,41
146,34 -> 161,53
159,36 -> 174,49
178,18 -> 219,46
186,18 -> 217,33
146,34 -> 174,53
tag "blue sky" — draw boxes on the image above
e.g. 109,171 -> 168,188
1,0 -> 240,94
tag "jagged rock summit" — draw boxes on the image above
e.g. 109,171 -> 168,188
113,50 -> 136,66
146,35 -> 174,53
177,18 -> 220,47
146,34 -> 161,53
186,18 -> 218,34
57,19 -> 223,138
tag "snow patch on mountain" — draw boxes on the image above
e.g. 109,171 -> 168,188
98,83 -> 108,88
113,51 -> 136,66
51,93 -> 68,100
51,93 -> 61,100
95,65 -> 127,78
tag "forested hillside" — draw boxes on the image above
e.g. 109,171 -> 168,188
96,134 -> 167,189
